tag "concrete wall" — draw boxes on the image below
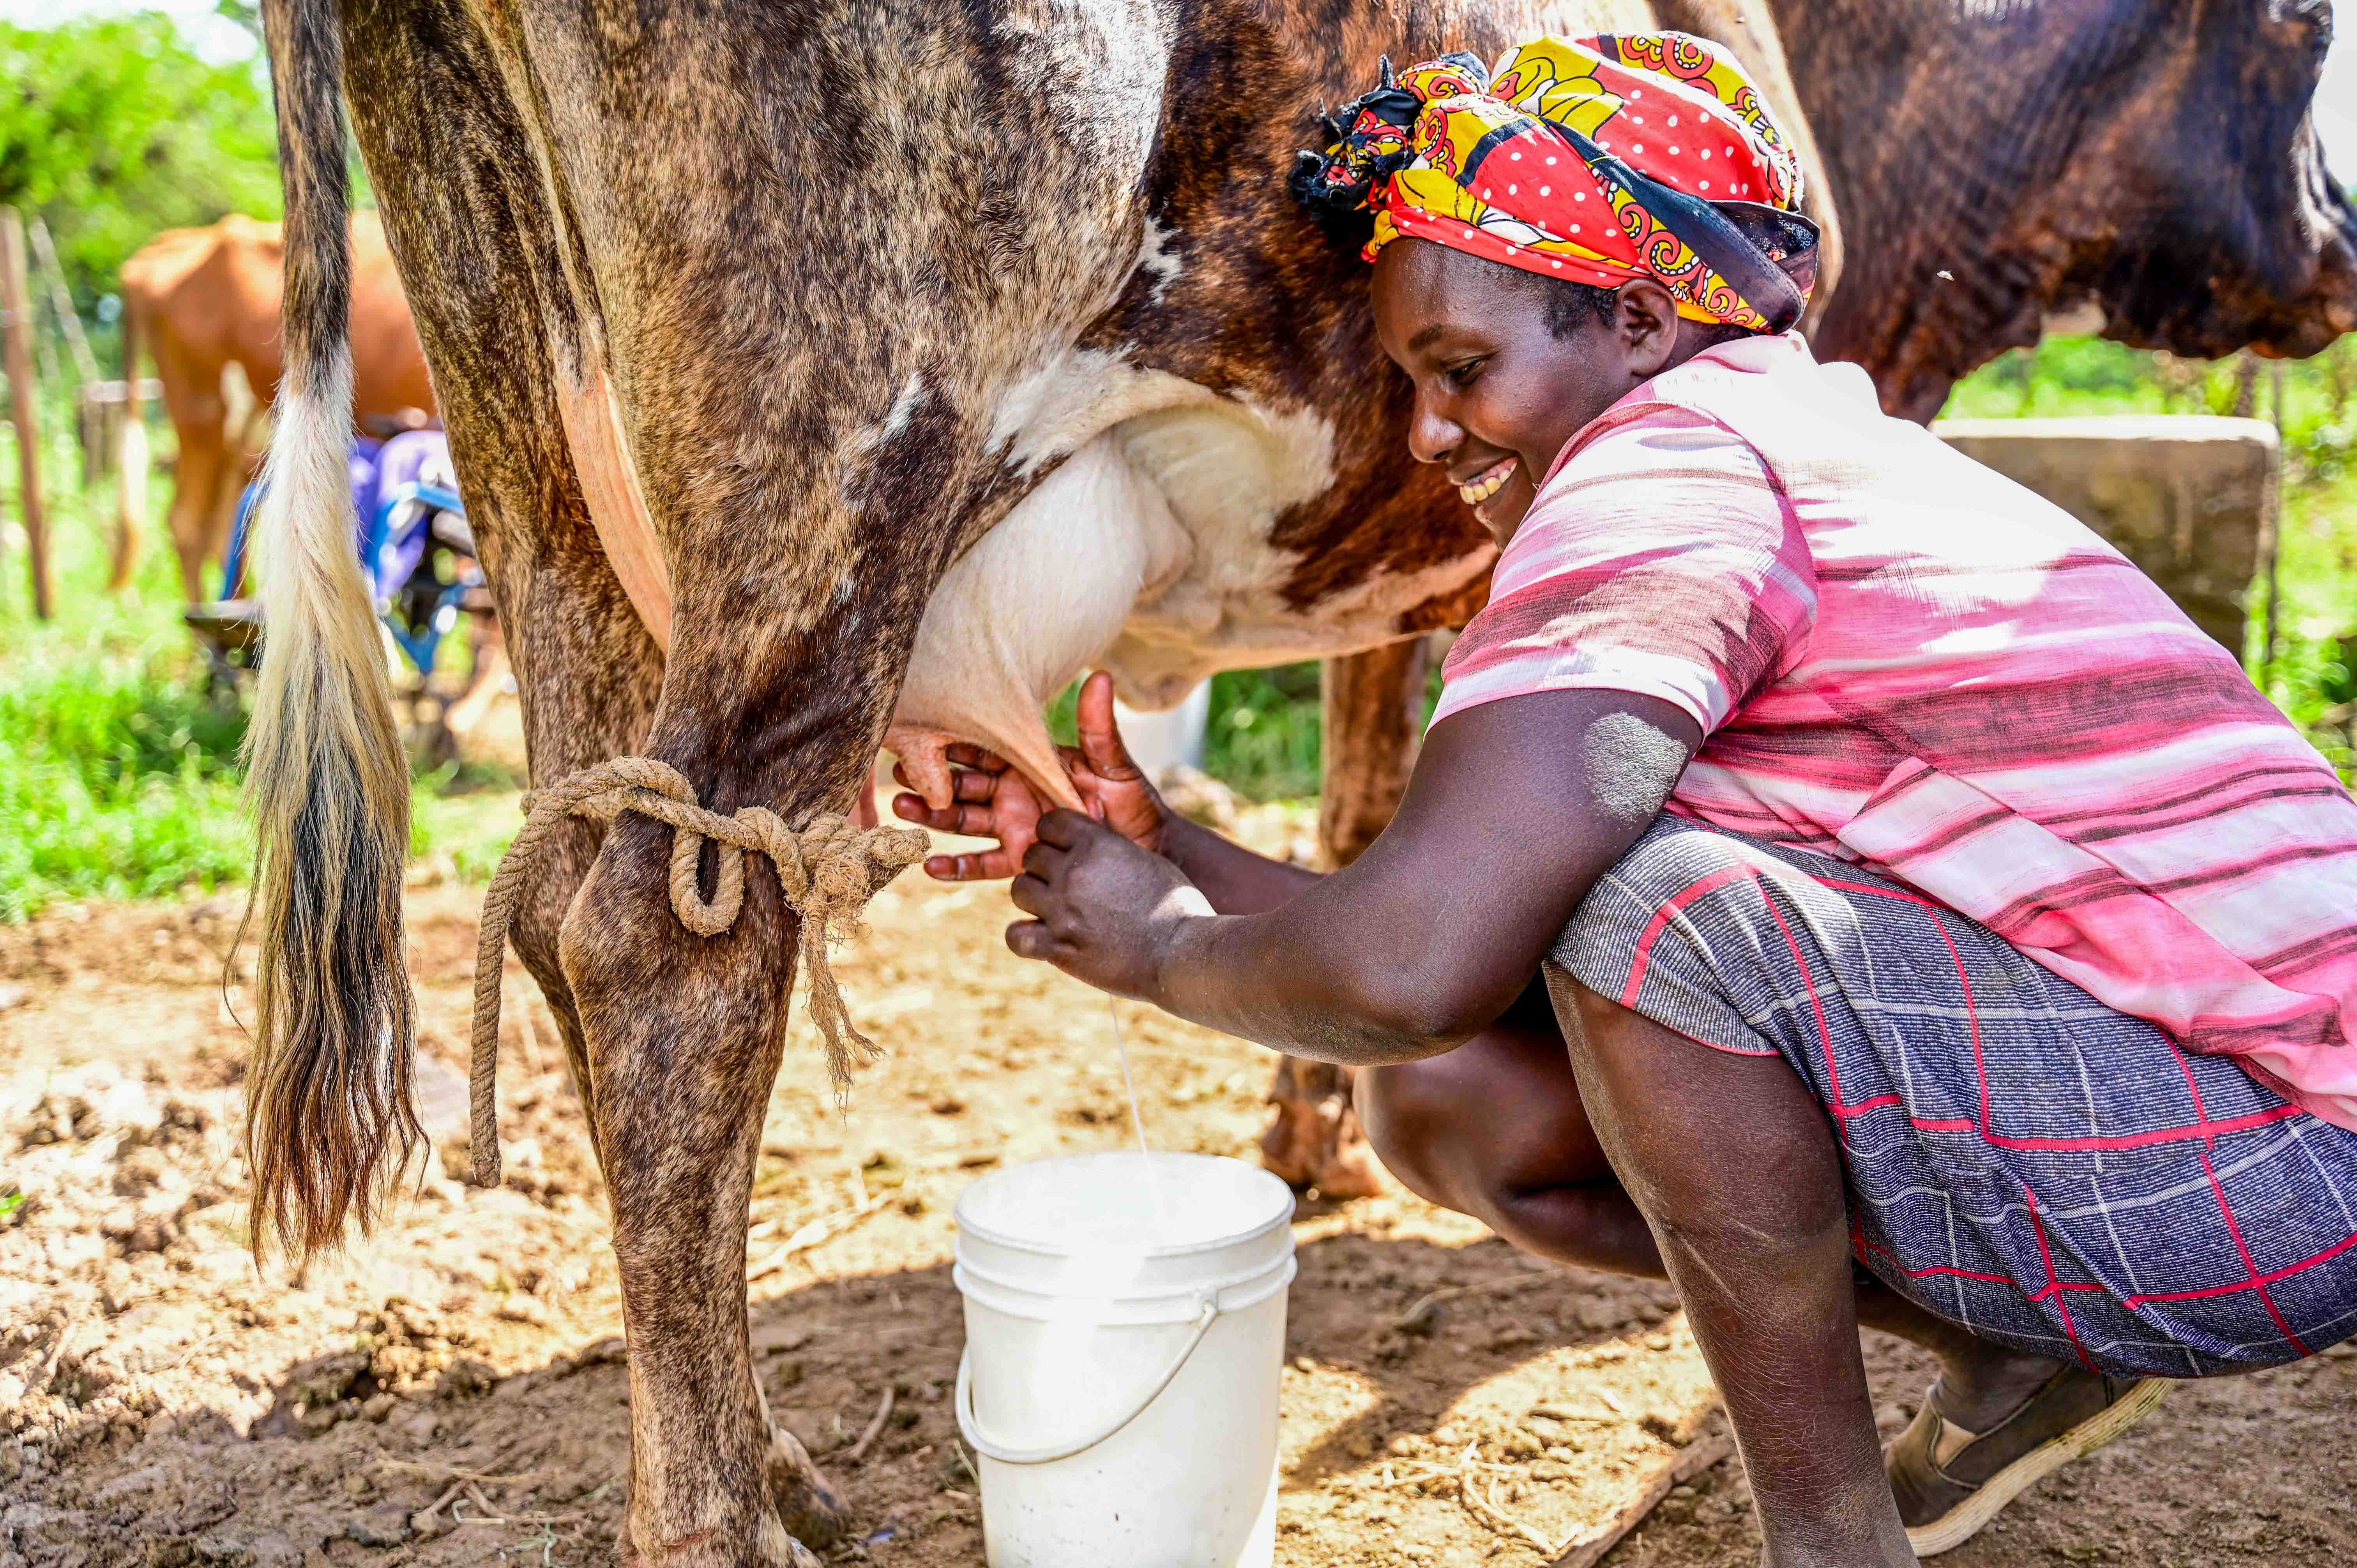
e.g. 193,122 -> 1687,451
1933,416 -> 2279,657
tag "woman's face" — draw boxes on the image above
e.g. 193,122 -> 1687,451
1371,238 -> 1677,547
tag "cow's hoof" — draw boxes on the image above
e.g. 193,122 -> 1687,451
1259,1063 -> 1386,1199
616,1517 -> 821,1568
1309,1113 -> 1386,1201
765,1422 -> 852,1548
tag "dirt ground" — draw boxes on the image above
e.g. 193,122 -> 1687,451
1,789 -> 2352,1568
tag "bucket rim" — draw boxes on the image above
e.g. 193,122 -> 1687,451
953,1248 -> 1296,1314
952,1150 -> 1295,1263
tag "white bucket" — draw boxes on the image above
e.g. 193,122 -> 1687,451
953,1151 -> 1297,1568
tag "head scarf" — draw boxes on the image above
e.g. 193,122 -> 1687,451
1293,34 -> 1819,334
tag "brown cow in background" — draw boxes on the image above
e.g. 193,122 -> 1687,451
115,211 -> 435,599
1774,0 -> 2357,422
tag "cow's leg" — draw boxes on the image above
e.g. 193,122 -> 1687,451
336,40 -> 887,1568
146,329 -> 236,603
1316,638 -> 1430,869
1254,639 -> 1433,1197
342,3 -> 1168,1555
163,418 -> 226,603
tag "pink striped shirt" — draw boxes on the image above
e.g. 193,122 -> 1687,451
1436,332 -> 2357,1130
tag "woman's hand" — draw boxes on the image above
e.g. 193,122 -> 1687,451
1007,810 -> 1214,999
890,745 -> 1057,881
892,671 -> 1169,880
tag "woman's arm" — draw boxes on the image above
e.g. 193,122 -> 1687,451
1008,687 -> 1699,1066
1158,814 -> 1321,915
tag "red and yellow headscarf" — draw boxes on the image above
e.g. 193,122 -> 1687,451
1294,34 -> 1818,334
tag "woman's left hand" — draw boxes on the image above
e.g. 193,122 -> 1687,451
1008,810 -> 1214,999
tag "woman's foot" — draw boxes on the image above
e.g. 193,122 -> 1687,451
1886,1366 -> 2171,1555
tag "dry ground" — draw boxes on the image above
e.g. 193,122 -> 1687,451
1,796 -> 2351,1568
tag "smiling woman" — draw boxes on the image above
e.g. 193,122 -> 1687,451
1372,243 -> 1728,544
1289,34 -> 1820,546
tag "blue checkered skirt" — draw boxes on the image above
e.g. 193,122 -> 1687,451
1550,814 -> 2357,1376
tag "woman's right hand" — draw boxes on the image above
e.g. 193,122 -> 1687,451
893,671 -> 1170,881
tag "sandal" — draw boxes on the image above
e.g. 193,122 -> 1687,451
1885,1367 -> 2171,1556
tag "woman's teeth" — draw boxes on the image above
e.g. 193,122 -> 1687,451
1459,458 -> 1517,507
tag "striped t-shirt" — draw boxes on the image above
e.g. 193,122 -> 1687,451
1435,331 -> 2357,1131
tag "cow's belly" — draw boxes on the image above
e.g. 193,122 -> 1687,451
885,366 -> 1491,803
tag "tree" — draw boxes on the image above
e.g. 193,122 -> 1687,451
0,17 -> 281,314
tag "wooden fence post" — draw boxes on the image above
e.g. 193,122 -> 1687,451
0,206 -> 53,621
27,219 -> 98,385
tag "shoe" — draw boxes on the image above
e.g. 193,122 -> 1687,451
1885,1367 -> 2170,1556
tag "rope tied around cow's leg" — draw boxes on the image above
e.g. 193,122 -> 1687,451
467,757 -> 928,1186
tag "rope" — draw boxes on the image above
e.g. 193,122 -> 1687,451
468,756 -> 928,1186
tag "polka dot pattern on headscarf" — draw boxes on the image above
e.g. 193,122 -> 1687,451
1292,33 -> 1813,332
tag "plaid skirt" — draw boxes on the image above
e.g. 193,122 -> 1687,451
1551,814 -> 2357,1377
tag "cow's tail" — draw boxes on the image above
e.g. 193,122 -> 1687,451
110,290 -> 146,593
241,0 -> 419,1263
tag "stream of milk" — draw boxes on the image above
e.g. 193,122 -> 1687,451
1106,997 -> 1172,1238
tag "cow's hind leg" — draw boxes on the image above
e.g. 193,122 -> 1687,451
162,415 -> 227,603
334,23 -> 901,1568
348,2 -> 1165,1556
1254,640 -> 1437,1197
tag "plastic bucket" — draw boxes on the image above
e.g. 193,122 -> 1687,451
953,1151 -> 1297,1567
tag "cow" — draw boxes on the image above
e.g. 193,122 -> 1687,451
1289,0 -> 2357,1194
240,2 -> 1833,1561
239,2 -> 2351,1563
1776,0 -> 2357,423
116,212 -> 436,601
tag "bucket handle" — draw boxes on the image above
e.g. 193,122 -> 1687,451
955,1296 -> 1219,1466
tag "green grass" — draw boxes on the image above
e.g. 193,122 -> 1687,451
0,622 -> 251,919
0,420 -> 522,921
1046,663 -> 1351,803
2248,467 -> 2357,775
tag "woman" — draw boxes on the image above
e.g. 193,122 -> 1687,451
897,34 -> 2357,1566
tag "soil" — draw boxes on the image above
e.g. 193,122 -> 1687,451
1,795 -> 2352,1568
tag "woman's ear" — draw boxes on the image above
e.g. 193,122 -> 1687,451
1614,280 -> 1682,380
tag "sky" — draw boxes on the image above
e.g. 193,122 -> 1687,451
2319,28 -> 2357,173
4,0 -> 255,62
8,0 -> 2357,173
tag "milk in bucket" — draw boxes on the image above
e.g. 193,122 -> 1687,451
954,1150 -> 1296,1567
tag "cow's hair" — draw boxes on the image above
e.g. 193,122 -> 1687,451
242,0 -> 420,1263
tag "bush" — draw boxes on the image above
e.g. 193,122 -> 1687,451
0,631 -> 251,919
0,16 -> 282,314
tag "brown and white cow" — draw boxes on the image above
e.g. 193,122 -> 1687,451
242,2 -> 1826,1561
240,1 -> 2348,1563
117,212 -> 436,600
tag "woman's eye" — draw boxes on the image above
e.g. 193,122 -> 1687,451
1444,358 -> 1487,388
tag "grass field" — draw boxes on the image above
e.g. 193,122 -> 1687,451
2,336 -> 2352,920
0,446 -> 522,920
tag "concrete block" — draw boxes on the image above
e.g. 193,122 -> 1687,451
1933,416 -> 2278,656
